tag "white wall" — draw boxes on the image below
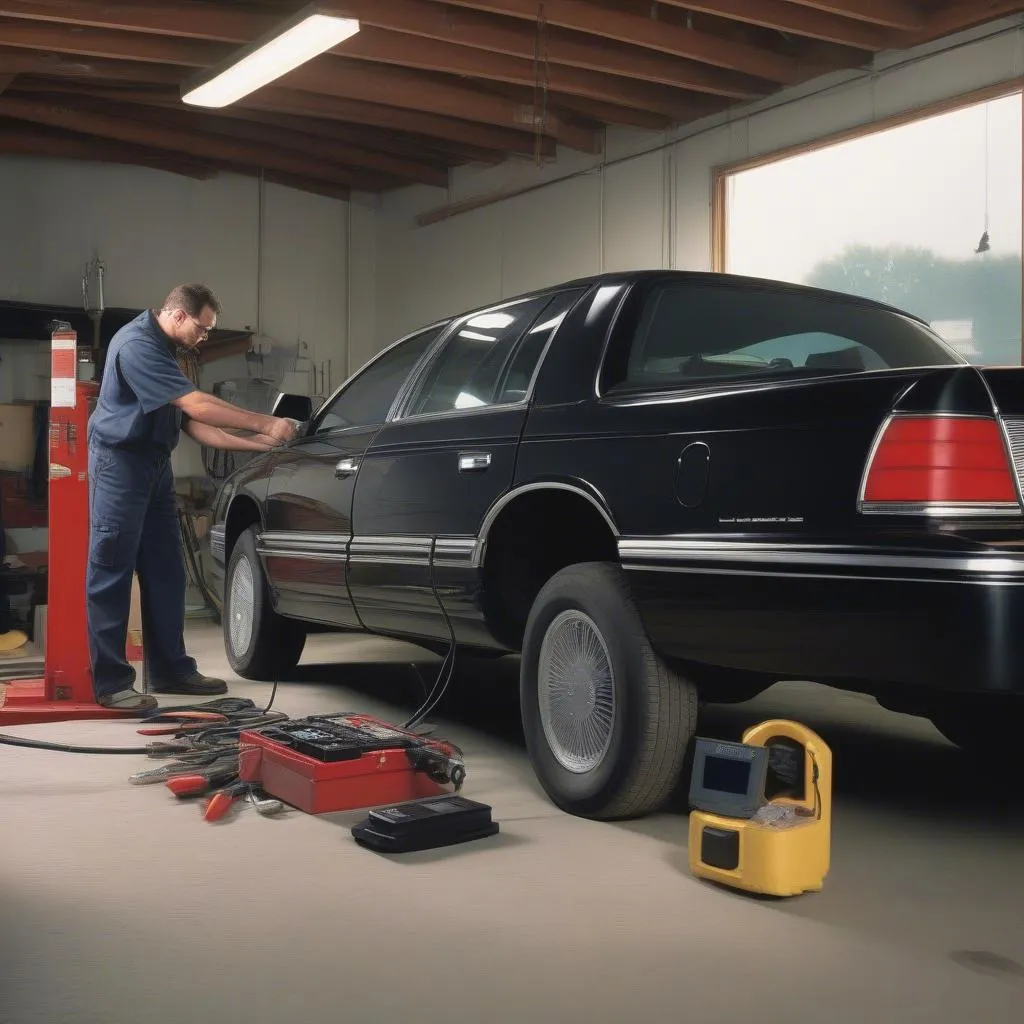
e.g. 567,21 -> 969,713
373,15 -> 1024,346
0,157 -> 377,474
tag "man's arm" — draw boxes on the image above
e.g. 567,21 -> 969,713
182,420 -> 277,452
174,391 -> 297,443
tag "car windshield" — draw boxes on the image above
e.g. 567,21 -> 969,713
605,280 -> 964,393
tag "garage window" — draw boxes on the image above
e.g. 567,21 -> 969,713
716,88 -> 1023,366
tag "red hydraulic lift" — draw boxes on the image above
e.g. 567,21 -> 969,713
0,325 -> 136,724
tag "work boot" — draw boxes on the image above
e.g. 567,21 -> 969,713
151,671 -> 228,696
0,629 -> 28,654
97,688 -> 159,713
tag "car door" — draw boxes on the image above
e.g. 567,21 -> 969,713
348,289 -> 586,643
261,325 -> 445,628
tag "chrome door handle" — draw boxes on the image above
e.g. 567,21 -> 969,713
335,457 -> 359,478
458,452 -> 492,473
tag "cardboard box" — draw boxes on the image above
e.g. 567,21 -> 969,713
0,404 -> 36,472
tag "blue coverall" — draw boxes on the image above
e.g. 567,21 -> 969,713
86,310 -> 199,699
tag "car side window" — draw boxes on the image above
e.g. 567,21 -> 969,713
601,280 -> 960,393
402,296 -> 555,418
314,326 -> 443,433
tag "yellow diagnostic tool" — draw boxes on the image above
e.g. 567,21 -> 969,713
687,719 -> 832,898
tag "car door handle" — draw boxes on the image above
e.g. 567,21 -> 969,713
335,457 -> 359,478
458,452 -> 492,473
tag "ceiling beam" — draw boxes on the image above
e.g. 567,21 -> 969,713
0,0 -> 774,99
430,0 -> 803,81
34,91 -> 448,187
781,1 -> 925,30
919,0 -> 1024,42
0,18 -> 598,150
346,26 -> 729,121
654,0 -> 908,49
0,93 -> 390,190
12,82 -> 501,166
0,121 -> 217,178
2,59 -> 553,160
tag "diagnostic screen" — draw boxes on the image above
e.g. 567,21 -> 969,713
702,755 -> 752,795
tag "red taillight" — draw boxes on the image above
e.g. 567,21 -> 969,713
861,416 -> 1018,505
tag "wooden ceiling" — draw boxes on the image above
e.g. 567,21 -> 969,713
0,0 -> 1020,198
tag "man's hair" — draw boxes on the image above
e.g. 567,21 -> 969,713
162,283 -> 221,317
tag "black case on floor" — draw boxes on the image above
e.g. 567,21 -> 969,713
351,795 -> 499,853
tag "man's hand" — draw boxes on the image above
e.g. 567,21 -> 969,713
264,416 -> 300,444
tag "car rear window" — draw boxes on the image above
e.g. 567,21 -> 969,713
601,279 -> 963,394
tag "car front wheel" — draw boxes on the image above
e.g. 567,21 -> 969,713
520,562 -> 698,820
224,525 -> 306,680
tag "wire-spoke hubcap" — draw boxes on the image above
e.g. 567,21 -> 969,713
537,610 -> 616,774
228,555 -> 255,657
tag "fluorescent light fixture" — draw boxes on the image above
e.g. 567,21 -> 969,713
182,4 -> 359,108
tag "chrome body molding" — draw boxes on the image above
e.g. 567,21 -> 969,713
349,535 -> 433,566
256,531 -> 348,562
618,537 -> 1024,583
432,537 -> 478,568
859,502 -> 1021,518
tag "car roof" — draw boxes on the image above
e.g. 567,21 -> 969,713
489,269 -> 931,327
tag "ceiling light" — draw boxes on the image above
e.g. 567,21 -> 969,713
182,3 -> 359,108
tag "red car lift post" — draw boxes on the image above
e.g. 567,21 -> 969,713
0,326 -> 135,725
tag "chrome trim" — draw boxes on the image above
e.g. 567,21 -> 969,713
349,535 -> 433,566
475,482 -> 619,568
618,537 -> 1024,576
622,563 -> 1024,587
859,501 -> 1020,517
458,451 -> 492,473
257,531 -> 348,555
432,537 -> 477,569
257,548 -> 348,563
1000,417 -> 1024,505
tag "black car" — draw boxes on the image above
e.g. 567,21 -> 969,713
206,270 -> 1024,819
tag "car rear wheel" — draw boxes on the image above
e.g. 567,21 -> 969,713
224,525 -> 306,680
520,562 -> 698,820
927,696 -> 1024,756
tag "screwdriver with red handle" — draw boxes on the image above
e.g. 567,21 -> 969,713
203,779 -> 252,822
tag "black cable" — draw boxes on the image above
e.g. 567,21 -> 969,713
402,540 -> 459,731
0,734 -> 148,754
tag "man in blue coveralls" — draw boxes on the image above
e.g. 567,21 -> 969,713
87,284 -> 299,713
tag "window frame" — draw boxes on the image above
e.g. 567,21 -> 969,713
596,276 -> 963,399
393,290 -> 577,423
308,321 -> 449,436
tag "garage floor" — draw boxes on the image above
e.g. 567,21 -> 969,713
1,624 -> 1022,1023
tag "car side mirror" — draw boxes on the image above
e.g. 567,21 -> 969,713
272,392 -> 313,425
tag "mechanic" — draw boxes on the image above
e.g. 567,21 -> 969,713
87,283 -> 298,713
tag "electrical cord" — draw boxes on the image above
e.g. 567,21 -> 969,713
401,539 -> 458,732
0,682 -> 283,756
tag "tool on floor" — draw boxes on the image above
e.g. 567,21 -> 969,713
352,795 -> 499,854
687,719 -> 832,898
236,713 -> 467,815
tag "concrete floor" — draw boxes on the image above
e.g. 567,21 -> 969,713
1,623 -> 1022,1023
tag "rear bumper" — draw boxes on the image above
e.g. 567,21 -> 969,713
620,538 -> 1024,696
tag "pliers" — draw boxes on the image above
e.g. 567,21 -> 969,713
129,748 -> 237,784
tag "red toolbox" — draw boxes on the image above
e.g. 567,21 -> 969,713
237,713 -> 465,815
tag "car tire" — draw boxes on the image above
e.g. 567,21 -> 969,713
520,561 -> 698,820
223,525 -> 306,680
927,697 -> 1023,756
